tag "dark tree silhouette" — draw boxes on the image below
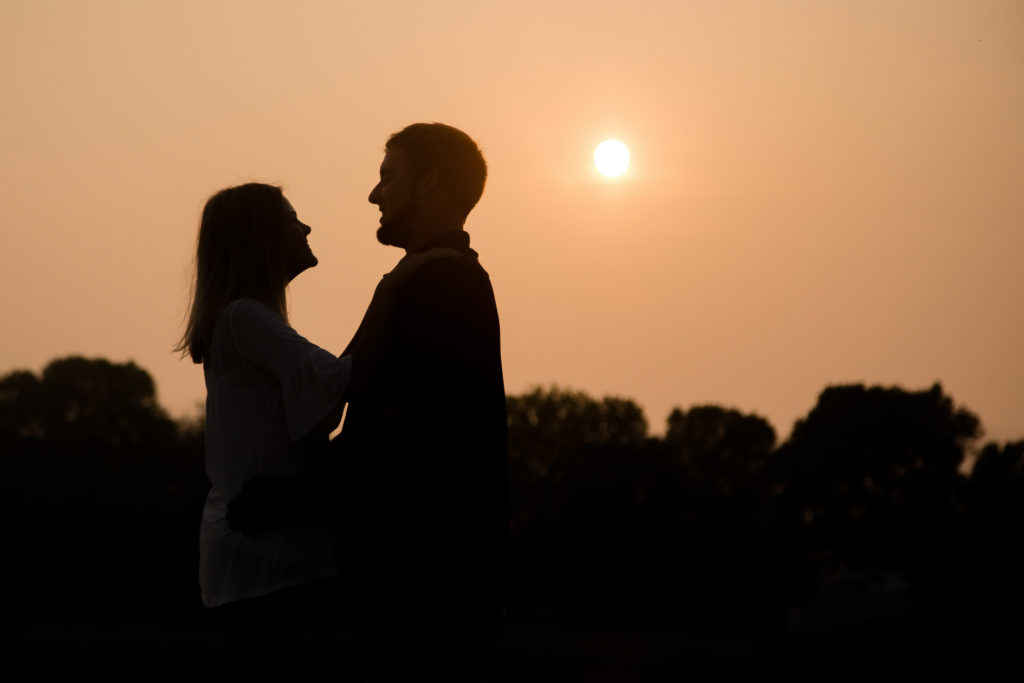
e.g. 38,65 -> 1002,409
507,384 -> 648,486
505,388 -> 786,632
775,382 -> 977,547
665,405 -> 776,502
968,440 -> 1024,527
0,357 -> 207,630
4,357 -> 1021,667
771,382 -> 981,648
505,385 -> 660,626
961,440 -> 1024,630
660,405 -> 784,632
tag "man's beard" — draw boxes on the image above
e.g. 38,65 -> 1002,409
375,204 -> 416,248
375,223 -> 398,246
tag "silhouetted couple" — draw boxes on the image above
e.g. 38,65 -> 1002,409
177,123 -> 508,681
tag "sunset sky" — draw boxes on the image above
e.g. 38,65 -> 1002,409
2,0 -> 1022,445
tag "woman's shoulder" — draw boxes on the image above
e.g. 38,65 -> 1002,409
217,297 -> 289,339
224,296 -> 274,315
223,297 -> 283,323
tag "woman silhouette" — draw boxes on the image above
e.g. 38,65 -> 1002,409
176,182 -> 451,673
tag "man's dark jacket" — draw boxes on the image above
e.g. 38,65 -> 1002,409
331,230 -> 508,591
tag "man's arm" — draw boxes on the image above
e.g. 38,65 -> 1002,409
225,429 -> 339,533
227,249 -> 462,534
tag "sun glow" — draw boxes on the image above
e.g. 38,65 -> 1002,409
594,139 -> 630,177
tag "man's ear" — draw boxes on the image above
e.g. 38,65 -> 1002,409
416,167 -> 440,198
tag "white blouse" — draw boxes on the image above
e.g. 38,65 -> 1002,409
199,298 -> 351,608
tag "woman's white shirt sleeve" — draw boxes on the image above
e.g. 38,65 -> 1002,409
225,298 -> 351,440
198,297 -> 351,608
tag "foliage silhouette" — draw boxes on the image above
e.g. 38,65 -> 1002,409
774,383 -> 977,551
660,405 -> 784,632
959,440 -> 1024,632
506,388 -> 784,631
2,360 -> 1022,662
0,357 -> 207,629
770,382 -> 983,647
505,385 -> 654,626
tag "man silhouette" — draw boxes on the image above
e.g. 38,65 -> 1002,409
335,122 -> 507,681
339,122 -> 508,682
229,123 -> 508,681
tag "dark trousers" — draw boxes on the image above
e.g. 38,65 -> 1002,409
353,579 -> 503,683
215,582 -> 313,678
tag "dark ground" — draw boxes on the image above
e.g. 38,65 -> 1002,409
4,619 -> 1012,680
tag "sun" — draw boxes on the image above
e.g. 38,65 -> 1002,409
594,139 -> 630,177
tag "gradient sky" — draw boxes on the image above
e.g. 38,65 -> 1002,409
2,0 -> 1022,444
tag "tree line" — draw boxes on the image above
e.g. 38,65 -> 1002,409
1,356 -> 1021,654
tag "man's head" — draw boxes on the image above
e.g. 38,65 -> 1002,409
369,123 -> 487,251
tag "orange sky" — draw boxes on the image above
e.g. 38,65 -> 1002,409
2,0 -> 1022,443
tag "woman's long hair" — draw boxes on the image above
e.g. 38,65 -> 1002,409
175,183 -> 291,364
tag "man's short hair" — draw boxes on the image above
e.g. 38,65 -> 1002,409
385,123 -> 487,217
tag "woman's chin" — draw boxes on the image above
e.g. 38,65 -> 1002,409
288,259 -> 318,282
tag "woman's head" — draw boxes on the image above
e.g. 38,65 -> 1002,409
176,183 -> 316,363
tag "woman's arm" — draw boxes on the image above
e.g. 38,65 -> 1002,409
227,298 -> 351,441
225,249 -> 459,534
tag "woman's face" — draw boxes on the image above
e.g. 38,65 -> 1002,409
282,197 -> 318,281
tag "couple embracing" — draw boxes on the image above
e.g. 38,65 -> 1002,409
176,123 -> 508,681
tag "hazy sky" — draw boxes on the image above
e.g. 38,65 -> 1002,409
2,0 -> 1022,444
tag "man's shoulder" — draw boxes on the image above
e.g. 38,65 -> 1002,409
405,250 -> 492,291
396,254 -> 498,329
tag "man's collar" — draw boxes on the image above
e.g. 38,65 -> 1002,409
410,230 -> 471,254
